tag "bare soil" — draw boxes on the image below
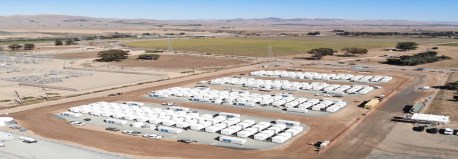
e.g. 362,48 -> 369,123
117,54 -> 245,69
426,72 -> 458,122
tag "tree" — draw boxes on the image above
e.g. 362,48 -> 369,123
65,39 -> 76,45
138,54 -> 160,60
385,51 -> 449,66
8,44 -> 22,50
341,48 -> 368,56
308,48 -> 336,60
97,49 -> 129,62
55,39 -> 63,46
307,31 -> 320,36
396,42 -> 418,51
444,81 -> 458,90
23,43 -> 35,50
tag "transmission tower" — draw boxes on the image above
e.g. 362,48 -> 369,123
267,45 -> 273,58
167,40 -> 174,53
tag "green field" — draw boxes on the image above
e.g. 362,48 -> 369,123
126,37 -> 457,57
438,42 -> 458,47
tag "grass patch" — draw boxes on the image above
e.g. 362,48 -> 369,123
126,37 -> 457,57
0,99 -> 12,103
438,42 -> 458,47
22,96 -> 35,100
0,39 -> 54,45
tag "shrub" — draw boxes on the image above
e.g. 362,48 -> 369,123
308,48 -> 336,60
8,44 -> 22,50
138,54 -> 160,60
341,48 -> 368,56
444,81 -> 458,90
97,49 -> 129,62
65,39 -> 76,45
396,42 -> 418,51
385,51 -> 450,66
55,39 -> 63,46
23,43 -> 35,50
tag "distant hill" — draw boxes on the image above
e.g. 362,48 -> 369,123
1,14 -> 458,37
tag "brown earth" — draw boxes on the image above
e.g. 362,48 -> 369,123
117,54 -> 245,69
426,72 -> 458,122
53,53 -> 245,69
52,51 -> 99,59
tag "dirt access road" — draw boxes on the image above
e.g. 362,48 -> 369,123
6,63 -> 435,159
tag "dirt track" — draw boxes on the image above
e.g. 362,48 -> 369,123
8,65 -> 426,159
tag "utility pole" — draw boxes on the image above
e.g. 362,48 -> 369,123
192,67 -> 195,75
267,45 -> 273,58
15,91 -> 23,104
167,40 -> 174,53
42,87 -> 49,100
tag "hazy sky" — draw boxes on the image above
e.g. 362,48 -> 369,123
1,0 -> 457,21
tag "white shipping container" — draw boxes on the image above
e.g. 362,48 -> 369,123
158,126 -> 183,134
219,135 -> 247,145
61,111 -> 82,118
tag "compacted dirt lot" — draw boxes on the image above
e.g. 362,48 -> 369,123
53,53 -> 246,69
117,54 -> 245,69
426,72 -> 458,122
9,66 -> 425,159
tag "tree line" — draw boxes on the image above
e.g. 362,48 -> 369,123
307,47 -> 368,60
2,43 -> 35,51
336,31 -> 457,37
385,51 -> 451,66
96,49 -> 160,62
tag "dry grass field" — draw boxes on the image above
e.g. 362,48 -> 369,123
126,37 -> 458,57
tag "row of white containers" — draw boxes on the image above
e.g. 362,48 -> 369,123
209,77 -> 375,95
66,102 -> 304,144
250,70 -> 393,83
150,87 -> 347,113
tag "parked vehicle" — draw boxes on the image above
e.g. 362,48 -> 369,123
108,92 -> 123,97
68,121 -> 86,126
18,136 -> 37,143
444,128 -> 454,135
130,131 -> 142,136
122,130 -> 133,134
177,139 -> 198,144
143,134 -> 157,138
105,127 -> 120,132
426,128 -> 438,134
413,125 -> 426,132
161,102 -> 177,106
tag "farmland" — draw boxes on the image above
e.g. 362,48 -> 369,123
126,37 -> 456,57
438,42 -> 458,47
